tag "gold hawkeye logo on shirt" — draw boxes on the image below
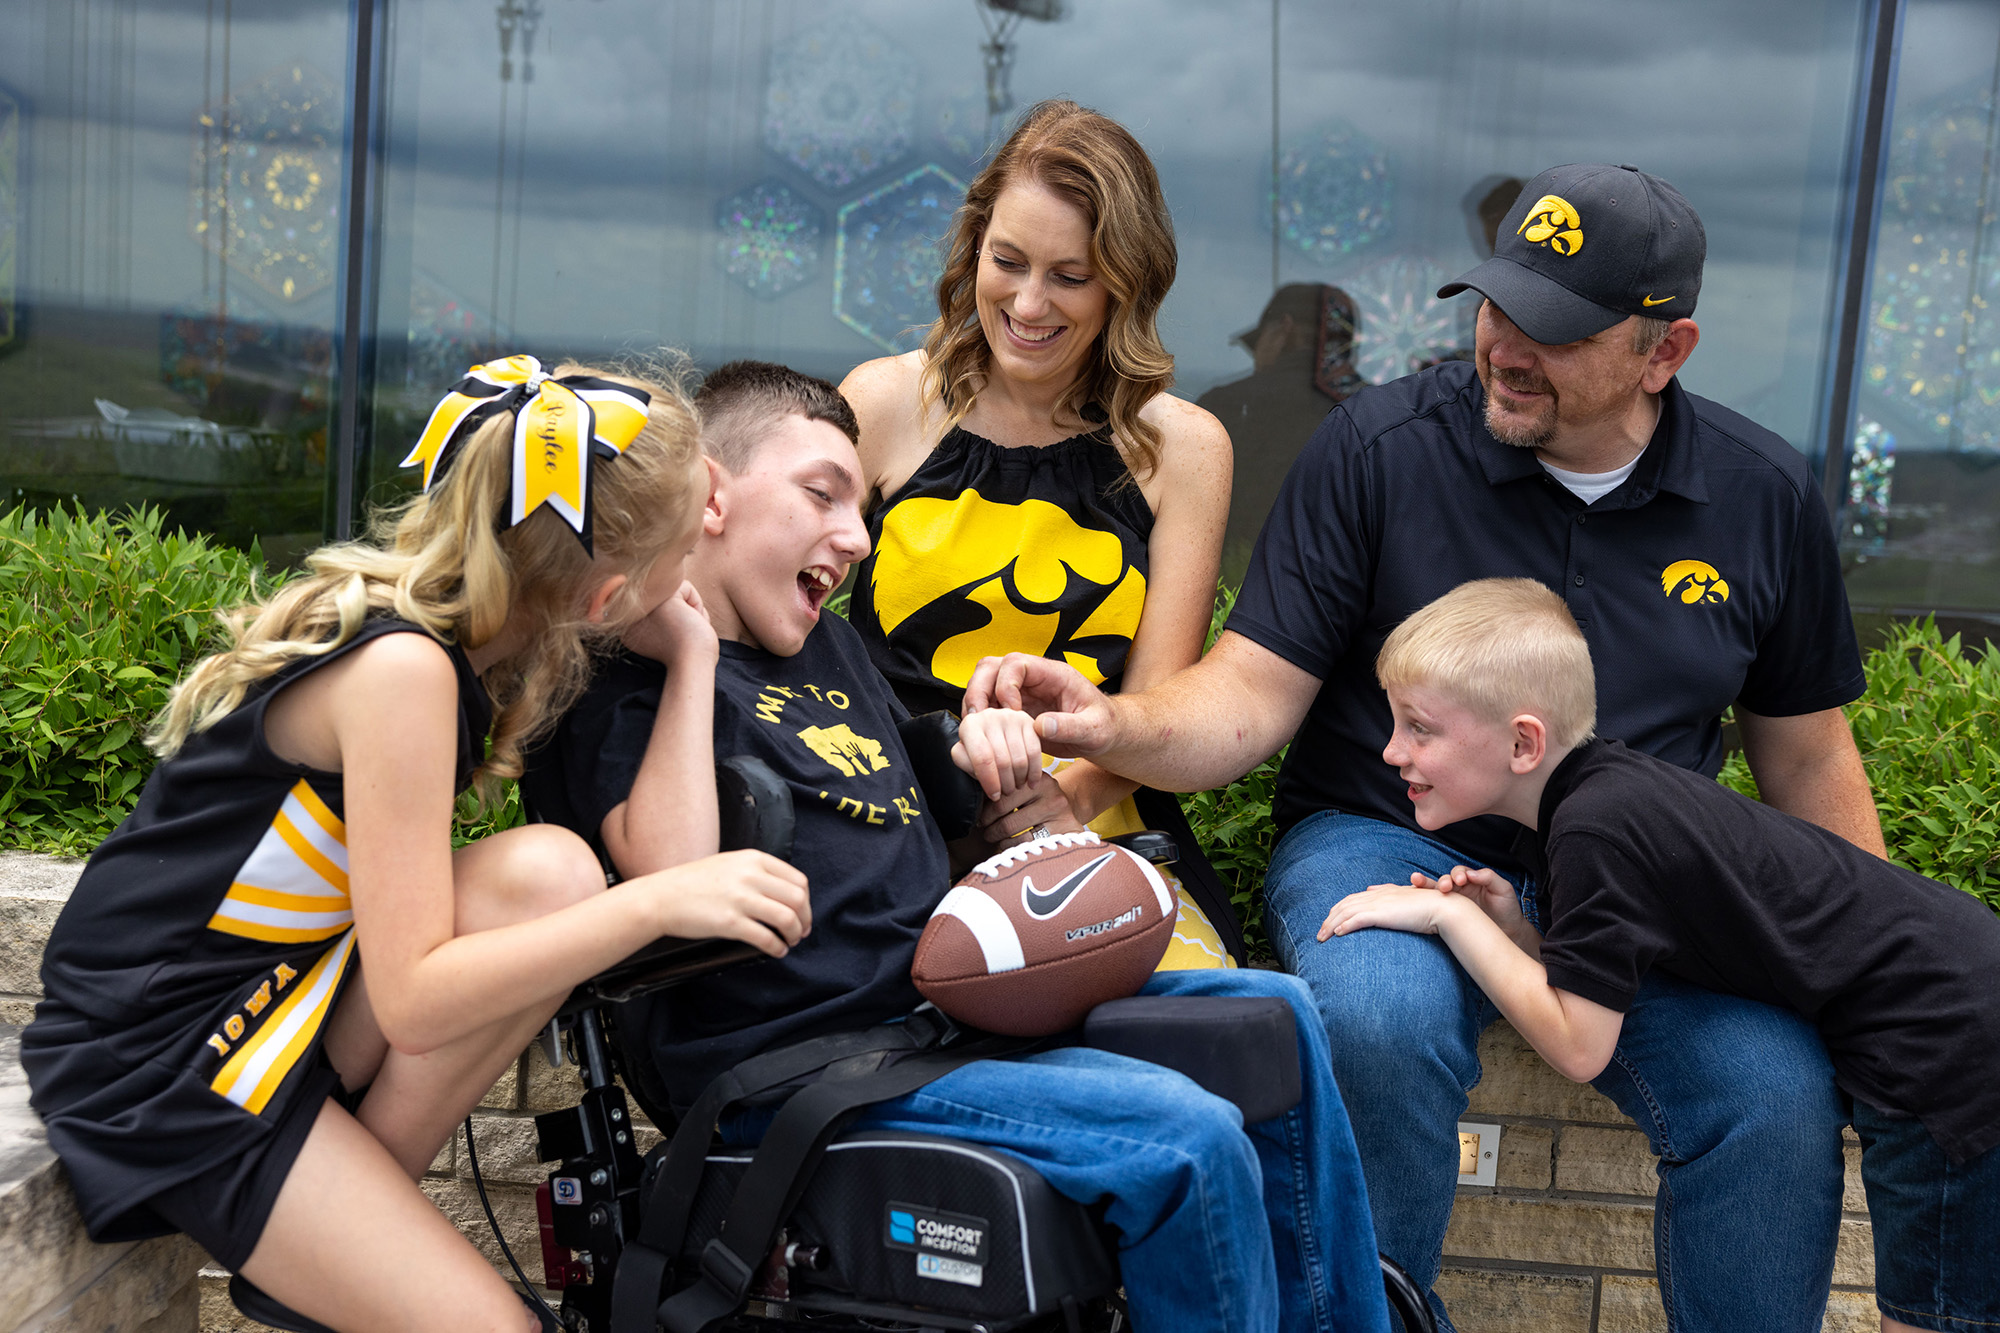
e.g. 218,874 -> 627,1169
1517,194 -> 1584,256
1661,559 -> 1729,605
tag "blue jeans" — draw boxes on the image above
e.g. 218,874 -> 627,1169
1264,811 -> 1846,1333
730,968 -> 1390,1333
1852,1100 -> 2000,1332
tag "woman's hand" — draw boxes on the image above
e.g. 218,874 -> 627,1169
951,707 -> 1043,800
622,581 -> 718,667
627,849 -> 811,958
975,770 -> 1087,846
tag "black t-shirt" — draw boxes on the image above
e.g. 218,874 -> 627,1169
524,613 -> 947,1109
1228,362 -> 1863,874
1520,740 -> 2000,1164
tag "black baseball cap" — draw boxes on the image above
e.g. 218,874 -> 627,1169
1437,163 -> 1705,346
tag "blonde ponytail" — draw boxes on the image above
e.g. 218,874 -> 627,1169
149,357 -> 704,793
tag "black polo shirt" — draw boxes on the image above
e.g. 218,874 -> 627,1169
1228,360 -> 1863,876
1521,740 -> 2000,1164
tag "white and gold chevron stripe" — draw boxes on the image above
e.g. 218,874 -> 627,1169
209,930 -> 356,1114
207,779 -> 352,944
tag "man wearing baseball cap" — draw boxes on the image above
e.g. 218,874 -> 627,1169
964,164 -> 1878,1331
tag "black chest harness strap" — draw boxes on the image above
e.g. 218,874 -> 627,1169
609,1009 -> 1039,1333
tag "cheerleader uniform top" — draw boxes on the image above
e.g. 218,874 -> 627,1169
21,617 -> 491,1241
850,423 -> 1241,969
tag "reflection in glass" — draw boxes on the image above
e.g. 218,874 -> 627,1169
0,5 -> 345,564
354,0 -> 1871,580
1846,0 -> 2000,617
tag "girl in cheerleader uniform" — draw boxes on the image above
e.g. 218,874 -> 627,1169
22,358 -> 811,1333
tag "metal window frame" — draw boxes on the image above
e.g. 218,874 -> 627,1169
328,0 -> 388,542
1818,0 -> 1907,516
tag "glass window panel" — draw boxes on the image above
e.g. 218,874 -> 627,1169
1843,0 -> 2000,620
362,0 -> 1868,576
0,1 -> 348,564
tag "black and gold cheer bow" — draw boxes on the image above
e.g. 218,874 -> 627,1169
399,354 -> 652,550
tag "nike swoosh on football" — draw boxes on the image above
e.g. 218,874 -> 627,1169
1021,853 -> 1118,919
1641,293 -> 1675,307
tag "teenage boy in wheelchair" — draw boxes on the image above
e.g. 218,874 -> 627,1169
519,363 -> 1400,1333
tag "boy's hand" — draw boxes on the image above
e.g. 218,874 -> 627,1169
638,849 -> 811,958
1317,882 -> 1469,941
1414,865 -> 1540,953
976,770 -> 1086,846
623,581 -> 718,667
963,654 -> 1117,759
951,708 -> 1043,800
1419,865 -> 1516,919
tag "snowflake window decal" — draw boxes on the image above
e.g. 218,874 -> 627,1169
716,180 -> 825,298
834,163 -> 968,354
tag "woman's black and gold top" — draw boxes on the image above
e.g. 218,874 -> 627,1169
852,425 -> 1152,717
852,424 -> 1242,970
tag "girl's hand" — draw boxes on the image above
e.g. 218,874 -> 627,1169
951,708 -> 1043,800
633,849 -> 811,958
623,581 -> 718,667
976,770 -> 1087,846
1317,882 -> 1462,941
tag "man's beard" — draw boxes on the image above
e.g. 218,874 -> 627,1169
1482,369 -> 1558,449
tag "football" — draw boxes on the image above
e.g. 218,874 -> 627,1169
912,831 -> 1176,1036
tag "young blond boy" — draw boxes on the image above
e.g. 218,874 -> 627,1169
1321,577 -> 2000,1333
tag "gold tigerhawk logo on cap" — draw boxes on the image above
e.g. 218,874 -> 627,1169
1518,194 -> 1584,256
1661,560 -> 1729,605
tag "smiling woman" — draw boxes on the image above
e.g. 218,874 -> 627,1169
840,99 -> 1245,972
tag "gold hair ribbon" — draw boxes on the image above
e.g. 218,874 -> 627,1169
399,355 -> 651,550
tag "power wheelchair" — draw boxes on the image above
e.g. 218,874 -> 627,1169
501,714 -> 1438,1333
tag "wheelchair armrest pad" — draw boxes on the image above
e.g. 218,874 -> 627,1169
896,711 -> 984,842
562,935 -> 764,1012
1083,995 -> 1303,1125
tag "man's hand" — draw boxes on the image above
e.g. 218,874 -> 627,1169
951,707 -> 1043,800
1318,882 -> 1464,940
622,581 -> 718,667
964,653 -> 1118,758
975,769 -> 1087,846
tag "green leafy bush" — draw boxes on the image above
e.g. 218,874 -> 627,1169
1721,617 -> 2000,911
0,505 -> 277,854
1181,583 -> 1285,958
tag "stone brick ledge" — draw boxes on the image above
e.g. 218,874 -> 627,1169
2,851 -> 1880,1332
0,1027 -> 201,1333
1442,1022 -> 1876,1331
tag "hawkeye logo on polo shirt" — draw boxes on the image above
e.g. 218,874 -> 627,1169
1518,195 -> 1584,256
1661,560 -> 1730,605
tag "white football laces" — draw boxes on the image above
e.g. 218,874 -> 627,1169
970,829 -> 1104,879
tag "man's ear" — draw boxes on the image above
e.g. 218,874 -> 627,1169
1509,713 -> 1549,774
1640,318 -> 1700,394
585,573 -> 629,625
702,455 -> 728,537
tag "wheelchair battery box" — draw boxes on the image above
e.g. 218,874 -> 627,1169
668,1130 -> 1116,1320
1084,995 -> 1302,1125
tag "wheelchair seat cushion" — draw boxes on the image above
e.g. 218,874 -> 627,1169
662,1130 -> 1116,1321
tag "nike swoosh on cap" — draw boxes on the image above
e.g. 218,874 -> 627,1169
1022,853 -> 1117,919
1641,294 -> 1676,307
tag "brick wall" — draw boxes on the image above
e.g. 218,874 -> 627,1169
0,854 -> 1879,1332
1437,1022 -> 1877,1333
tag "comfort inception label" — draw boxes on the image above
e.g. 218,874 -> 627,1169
885,1201 -> 991,1273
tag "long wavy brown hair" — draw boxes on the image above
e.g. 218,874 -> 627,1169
148,358 -> 704,798
920,99 -> 1178,480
